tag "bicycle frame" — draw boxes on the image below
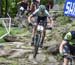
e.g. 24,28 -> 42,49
69,55 -> 75,65
33,24 -> 44,58
66,55 -> 75,65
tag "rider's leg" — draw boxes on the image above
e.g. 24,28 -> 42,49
63,58 -> 69,65
35,1 -> 39,9
31,17 -> 38,46
40,17 -> 47,48
40,29 -> 46,48
31,24 -> 37,46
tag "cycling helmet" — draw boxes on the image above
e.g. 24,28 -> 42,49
64,32 -> 72,40
39,5 -> 46,11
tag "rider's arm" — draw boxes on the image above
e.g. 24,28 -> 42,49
17,0 -> 25,5
59,40 -> 67,55
17,1 -> 22,5
28,14 -> 33,23
28,9 -> 39,23
45,10 -> 54,28
48,17 -> 54,28
27,3 -> 29,11
59,32 -> 71,55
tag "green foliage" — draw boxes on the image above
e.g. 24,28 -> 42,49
56,15 -> 72,25
40,0 -> 48,5
57,0 -> 65,4
2,0 -> 20,17
0,27 -> 28,42
0,27 -> 7,36
0,27 -> 7,42
7,0 -> 17,17
1,0 -> 65,17
10,27 -> 28,35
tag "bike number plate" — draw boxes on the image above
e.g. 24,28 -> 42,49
37,25 -> 44,31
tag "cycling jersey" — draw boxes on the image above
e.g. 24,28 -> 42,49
64,31 -> 75,46
31,8 -> 51,27
32,8 -> 51,17
63,31 -> 75,55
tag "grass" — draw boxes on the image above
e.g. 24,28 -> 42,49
0,26 -> 28,42
0,27 -> 7,36
10,27 -> 28,35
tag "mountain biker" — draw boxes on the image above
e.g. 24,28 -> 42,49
17,0 -> 29,15
30,0 -> 40,13
46,0 -> 54,11
59,31 -> 75,65
28,5 -> 54,47
32,0 -> 40,8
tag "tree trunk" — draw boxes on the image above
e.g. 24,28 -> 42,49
5,0 -> 8,17
0,0 -> 2,17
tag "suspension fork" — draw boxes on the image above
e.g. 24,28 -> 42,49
40,27 -> 46,46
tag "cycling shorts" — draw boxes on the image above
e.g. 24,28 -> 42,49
35,16 -> 47,27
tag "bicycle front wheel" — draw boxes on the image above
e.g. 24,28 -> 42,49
33,34 -> 41,58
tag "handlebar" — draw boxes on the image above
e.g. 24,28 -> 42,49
64,54 -> 75,59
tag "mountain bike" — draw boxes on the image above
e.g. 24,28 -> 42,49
59,54 -> 75,65
16,6 -> 28,29
33,21 -> 44,58
66,54 -> 75,65
16,6 -> 25,17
